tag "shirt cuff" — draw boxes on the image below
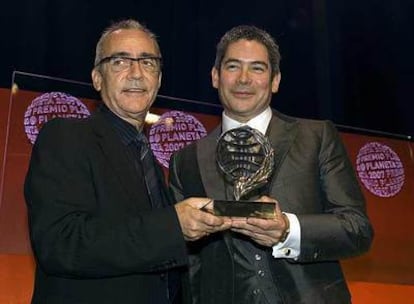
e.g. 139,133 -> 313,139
272,213 -> 301,259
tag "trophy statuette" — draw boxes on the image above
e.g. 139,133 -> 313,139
213,126 -> 275,218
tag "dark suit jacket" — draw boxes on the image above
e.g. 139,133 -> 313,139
24,107 -> 188,304
169,111 -> 374,304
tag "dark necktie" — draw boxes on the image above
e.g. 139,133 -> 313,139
134,133 -> 164,209
135,134 -> 180,302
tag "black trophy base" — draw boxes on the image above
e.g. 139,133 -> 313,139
214,200 -> 275,219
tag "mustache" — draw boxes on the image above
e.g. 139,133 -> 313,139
123,80 -> 147,91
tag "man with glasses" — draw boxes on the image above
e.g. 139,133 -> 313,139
24,19 -> 230,304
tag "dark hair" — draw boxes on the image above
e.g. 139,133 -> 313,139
94,19 -> 160,66
214,25 -> 281,78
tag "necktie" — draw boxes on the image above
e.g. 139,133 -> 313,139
133,134 -> 176,303
134,133 -> 164,209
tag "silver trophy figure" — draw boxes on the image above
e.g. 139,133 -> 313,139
214,126 -> 275,218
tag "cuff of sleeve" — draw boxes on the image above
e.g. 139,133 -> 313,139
272,213 -> 301,259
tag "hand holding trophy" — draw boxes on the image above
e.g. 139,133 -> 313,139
213,126 -> 276,218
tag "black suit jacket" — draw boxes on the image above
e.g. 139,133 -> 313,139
24,107 -> 188,304
169,111 -> 374,304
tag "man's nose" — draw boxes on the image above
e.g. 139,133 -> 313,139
127,60 -> 144,78
237,66 -> 251,84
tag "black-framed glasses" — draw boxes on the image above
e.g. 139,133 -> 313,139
96,56 -> 162,73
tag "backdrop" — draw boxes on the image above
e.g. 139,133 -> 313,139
0,80 -> 413,302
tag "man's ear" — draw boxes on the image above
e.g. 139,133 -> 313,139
211,67 -> 219,89
157,72 -> 162,90
271,72 -> 281,93
91,68 -> 102,92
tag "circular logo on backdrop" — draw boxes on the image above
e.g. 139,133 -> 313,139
24,92 -> 90,144
356,142 -> 405,197
148,110 -> 207,168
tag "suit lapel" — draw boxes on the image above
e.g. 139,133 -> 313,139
197,125 -> 236,255
197,125 -> 230,200
266,111 -> 298,191
90,111 -> 144,206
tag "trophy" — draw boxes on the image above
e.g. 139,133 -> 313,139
213,126 -> 275,218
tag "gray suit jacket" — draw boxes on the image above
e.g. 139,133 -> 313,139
169,111 -> 373,304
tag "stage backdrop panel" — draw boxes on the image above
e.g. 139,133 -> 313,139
0,84 -> 413,303
340,133 -> 414,285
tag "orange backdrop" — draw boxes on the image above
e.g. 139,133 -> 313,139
1,87 -> 413,303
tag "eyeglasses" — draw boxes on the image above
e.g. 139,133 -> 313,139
96,56 -> 162,73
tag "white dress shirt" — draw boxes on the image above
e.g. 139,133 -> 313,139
221,107 -> 300,259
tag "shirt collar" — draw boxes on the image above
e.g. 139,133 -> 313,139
222,107 -> 272,135
100,104 -> 141,146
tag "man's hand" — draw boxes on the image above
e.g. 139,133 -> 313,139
230,196 -> 290,247
175,197 -> 231,241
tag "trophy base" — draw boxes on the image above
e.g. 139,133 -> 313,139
214,200 -> 275,219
